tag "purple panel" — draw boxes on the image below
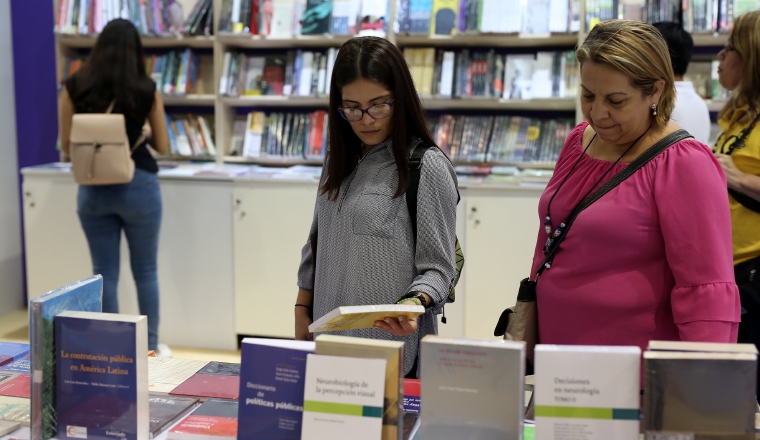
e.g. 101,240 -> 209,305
12,0 -> 60,168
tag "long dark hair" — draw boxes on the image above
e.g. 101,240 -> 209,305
321,37 -> 437,200
66,19 -> 155,119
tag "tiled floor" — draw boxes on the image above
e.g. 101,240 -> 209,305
0,308 -> 241,363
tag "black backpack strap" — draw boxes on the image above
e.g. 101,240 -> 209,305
535,129 -> 692,278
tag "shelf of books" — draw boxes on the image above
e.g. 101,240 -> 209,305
55,34 -> 217,49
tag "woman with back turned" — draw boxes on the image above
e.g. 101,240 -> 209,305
59,19 -> 171,356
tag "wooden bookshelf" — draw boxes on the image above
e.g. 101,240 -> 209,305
395,33 -> 579,48
692,33 -> 729,47
421,97 -> 577,111
224,156 -> 325,166
219,34 -> 353,49
162,94 -> 217,106
221,96 -> 329,107
56,34 -> 216,49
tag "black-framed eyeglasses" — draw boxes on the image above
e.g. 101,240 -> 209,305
338,100 -> 395,122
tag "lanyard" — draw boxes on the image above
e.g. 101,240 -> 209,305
714,106 -> 760,156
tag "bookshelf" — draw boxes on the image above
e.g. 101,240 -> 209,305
51,0 -> 736,169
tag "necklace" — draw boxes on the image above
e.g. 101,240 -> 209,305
542,124 -> 652,265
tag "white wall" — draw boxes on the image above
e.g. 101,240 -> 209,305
0,0 -> 24,314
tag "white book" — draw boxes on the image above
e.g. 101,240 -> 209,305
421,336 -> 526,440
243,112 -> 265,158
308,304 -> 424,333
301,354 -> 385,440
292,0 -> 306,35
66,0 -> 77,33
549,0 -> 569,32
231,0 -> 243,32
531,52 -> 554,98
331,0 -> 353,34
522,0 -> 551,35
358,0 -> 388,37
647,340 -> 759,355
198,117 -> 216,157
481,0 -> 520,33
534,345 -> 641,440
78,0 -> 87,34
219,52 -> 233,95
298,52 -> 315,96
271,0 -> 296,38
503,54 -> 535,100
325,48 -> 337,94
439,51 -> 455,97
317,56 -> 327,96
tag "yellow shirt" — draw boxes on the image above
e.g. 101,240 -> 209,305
715,105 -> 760,264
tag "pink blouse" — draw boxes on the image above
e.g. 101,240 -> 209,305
531,122 -> 740,352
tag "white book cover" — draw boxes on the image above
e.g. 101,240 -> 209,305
531,52 -> 554,98
325,48 -> 337,93
481,0 -> 520,33
271,0 -> 296,38
298,52 -> 315,96
421,336 -> 525,440
243,112 -> 265,158
219,52 -> 233,95
301,354 -> 385,440
231,0 -> 243,31
521,0 -> 550,35
548,0 -> 569,32
439,51 -> 455,97
503,54 -> 535,100
331,0 -> 353,34
358,0 -> 388,37
534,345 -> 641,440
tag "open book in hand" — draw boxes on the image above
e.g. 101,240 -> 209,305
308,304 -> 425,333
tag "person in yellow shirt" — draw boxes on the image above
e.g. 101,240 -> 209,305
713,10 -> 760,401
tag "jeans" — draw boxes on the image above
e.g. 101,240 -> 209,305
735,255 -> 760,403
77,168 -> 162,350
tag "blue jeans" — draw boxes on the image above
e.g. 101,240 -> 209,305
77,168 -> 162,350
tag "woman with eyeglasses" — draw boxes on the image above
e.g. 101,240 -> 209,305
712,10 -> 760,400
294,37 -> 458,378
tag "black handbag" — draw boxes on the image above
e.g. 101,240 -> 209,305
494,129 -> 693,365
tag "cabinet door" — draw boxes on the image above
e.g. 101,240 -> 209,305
463,189 -> 541,340
233,182 -> 318,338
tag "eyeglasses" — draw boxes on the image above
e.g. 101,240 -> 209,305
338,100 -> 395,122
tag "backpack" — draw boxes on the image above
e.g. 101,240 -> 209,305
406,145 -> 464,323
69,101 -> 146,185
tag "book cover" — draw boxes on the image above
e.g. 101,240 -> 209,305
237,338 -> 315,440
170,373 -> 240,400
55,311 -> 149,440
270,0 -> 296,37
0,419 -> 20,436
358,0 -> 388,37
421,336 -> 525,440
534,345 -> 641,440
430,0 -> 458,35
0,395 -> 30,426
0,358 -> 30,375
403,378 -> 420,414
0,373 -> 30,399
309,304 -> 425,333
503,54 -> 535,100
148,394 -> 199,439
262,56 -> 286,95
315,335 -> 404,440
30,275 -> 103,440
647,340 -> 759,355
409,0 -> 432,33
0,343 -> 29,368
168,398 -> 238,440
302,0 -> 332,34
301,353 -> 386,440
644,351 -> 757,439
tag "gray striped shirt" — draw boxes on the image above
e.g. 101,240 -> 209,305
297,138 -> 459,377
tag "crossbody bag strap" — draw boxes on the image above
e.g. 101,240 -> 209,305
106,100 -> 146,153
534,129 -> 692,279
726,112 -> 760,214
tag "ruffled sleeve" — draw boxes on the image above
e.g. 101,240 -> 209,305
653,139 -> 741,341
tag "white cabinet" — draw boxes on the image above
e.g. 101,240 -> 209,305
232,180 -> 318,338
460,187 -> 542,340
22,171 -> 237,350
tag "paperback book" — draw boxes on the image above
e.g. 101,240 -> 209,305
237,338 -> 315,440
421,336 -> 526,440
30,275 -> 103,440
308,304 -> 425,333
0,358 -> 30,375
0,343 -> 29,368
301,353 -> 386,440
0,395 -> 30,426
0,373 -> 30,399
148,394 -> 199,439
534,345 -> 641,440
168,398 -> 238,440
55,311 -> 149,440
170,362 -> 241,400
314,335 -> 404,440
403,378 -> 420,414
147,357 -> 209,394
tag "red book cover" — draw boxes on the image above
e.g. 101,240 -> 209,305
169,398 -> 237,439
170,374 -> 240,400
403,378 -> 420,413
310,111 -> 326,156
0,373 -> 30,399
251,0 -> 260,35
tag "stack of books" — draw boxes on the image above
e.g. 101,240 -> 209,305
231,110 -> 328,159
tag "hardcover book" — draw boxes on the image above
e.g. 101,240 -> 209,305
421,336 -> 525,440
644,351 -> 757,439
55,311 -> 149,440
314,335 -> 404,440
168,398 -> 238,440
0,373 -> 30,399
647,340 -> 759,355
308,304 -> 424,333
0,343 -> 29,368
534,345 -> 641,440
30,275 -> 103,440
148,394 -> 199,439
301,0 -> 332,34
170,368 -> 241,400
403,378 -> 420,414
301,353 -> 386,440
237,338 -> 315,440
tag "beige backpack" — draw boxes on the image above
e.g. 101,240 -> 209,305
69,101 -> 146,185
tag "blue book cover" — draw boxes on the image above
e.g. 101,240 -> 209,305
409,0 -> 433,33
237,338 -> 315,440
0,358 -> 30,375
0,343 -> 29,368
29,275 -> 103,440
55,311 -> 148,440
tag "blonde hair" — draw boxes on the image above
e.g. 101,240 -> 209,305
576,20 -> 675,128
719,11 -> 760,122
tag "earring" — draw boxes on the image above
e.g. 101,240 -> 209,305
651,103 -> 657,116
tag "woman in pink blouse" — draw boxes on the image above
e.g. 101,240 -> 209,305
531,20 -> 740,355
